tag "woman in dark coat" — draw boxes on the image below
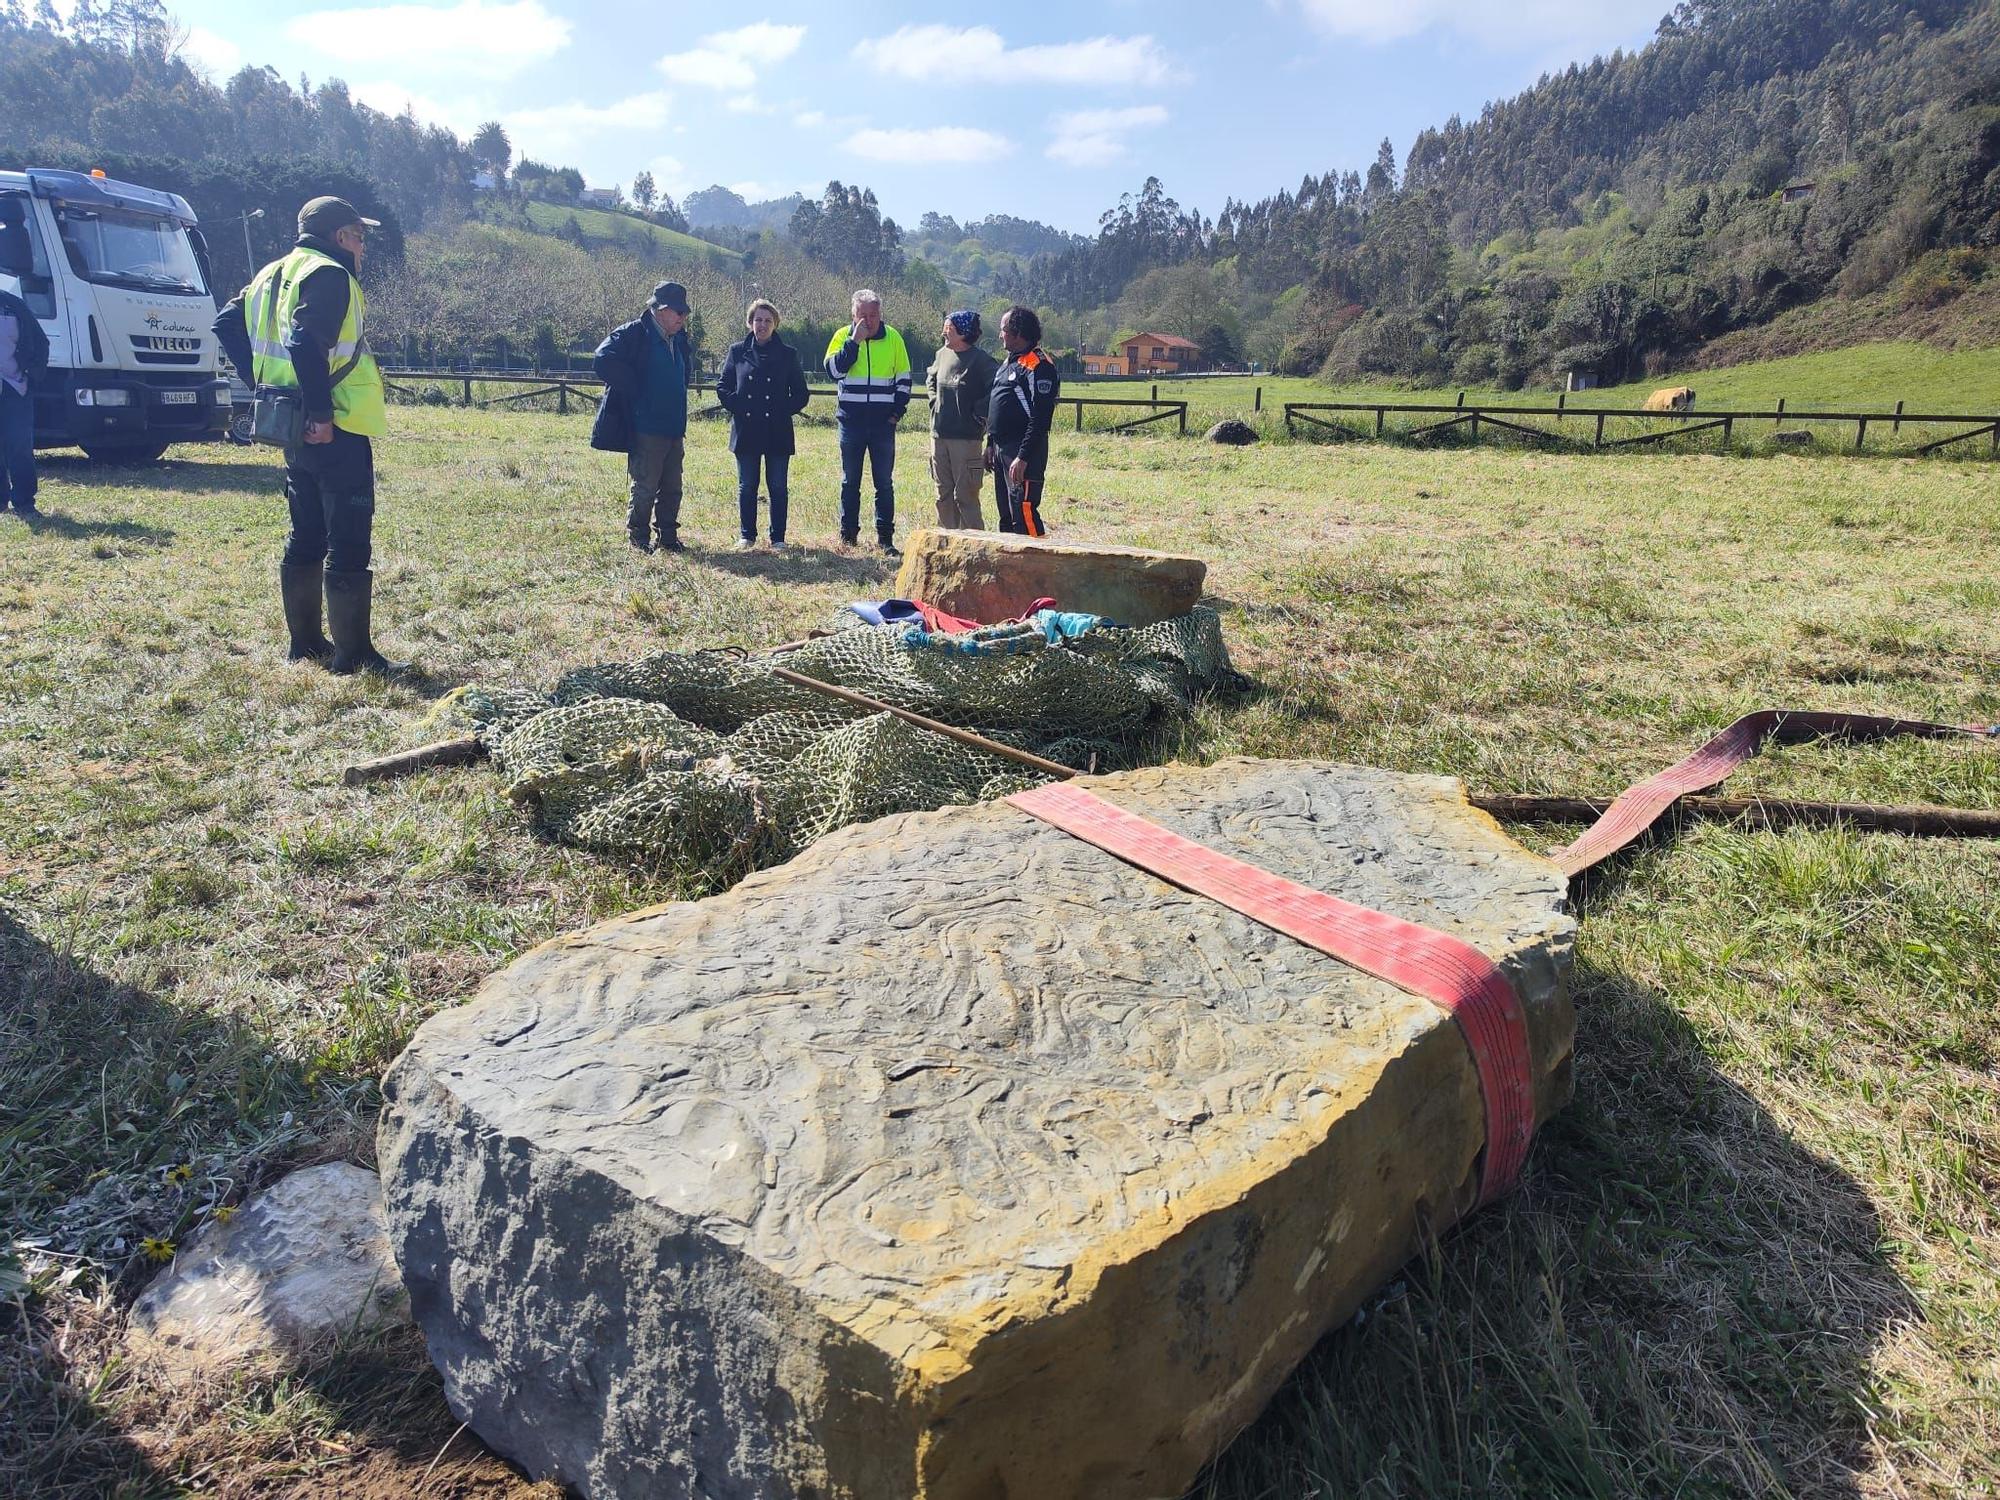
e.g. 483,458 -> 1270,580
714,298 -> 812,549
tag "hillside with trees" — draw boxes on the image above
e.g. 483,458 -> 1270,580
4,0 -> 1995,388
1007,0 -> 2000,384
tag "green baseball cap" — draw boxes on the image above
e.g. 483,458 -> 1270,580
297,196 -> 382,239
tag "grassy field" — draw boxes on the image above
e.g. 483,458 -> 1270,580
3,410 -> 1997,1498
1078,341 -> 2000,444
517,198 -> 742,269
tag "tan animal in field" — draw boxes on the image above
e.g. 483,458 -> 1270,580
1642,386 -> 1696,412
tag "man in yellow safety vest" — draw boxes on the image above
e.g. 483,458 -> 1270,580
213,196 -> 405,675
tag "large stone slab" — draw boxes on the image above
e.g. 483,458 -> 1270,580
128,1163 -> 408,1371
891,528 -> 1206,627
379,760 -> 1574,1500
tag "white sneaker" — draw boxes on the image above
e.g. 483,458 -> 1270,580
769,539 -> 789,552
734,538 -> 756,551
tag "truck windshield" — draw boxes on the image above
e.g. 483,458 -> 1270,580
55,204 -> 209,296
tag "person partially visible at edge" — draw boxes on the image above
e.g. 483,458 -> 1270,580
592,280 -> 694,554
925,309 -> 997,531
984,305 -> 1061,537
0,280 -> 50,517
212,196 -> 405,676
714,298 -> 810,551
823,288 -> 911,555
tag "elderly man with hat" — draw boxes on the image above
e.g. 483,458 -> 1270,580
214,194 -> 405,675
591,280 -> 696,553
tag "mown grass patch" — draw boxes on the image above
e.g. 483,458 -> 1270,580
2,410 -> 1996,1497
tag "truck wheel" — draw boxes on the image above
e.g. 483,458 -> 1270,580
228,409 -> 256,445
81,440 -> 172,465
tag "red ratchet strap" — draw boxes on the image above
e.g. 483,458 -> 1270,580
1007,781 -> 1535,1205
1552,710 -> 1999,880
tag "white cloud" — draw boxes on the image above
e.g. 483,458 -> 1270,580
727,181 -> 807,203
350,79 -> 481,136
287,0 -> 571,78
1294,0 -> 1658,51
725,97 -> 775,115
1047,104 -> 1167,167
659,22 -> 807,91
179,26 -> 242,78
506,92 -> 672,157
795,109 -> 827,128
841,127 -> 1014,164
855,25 -> 1178,87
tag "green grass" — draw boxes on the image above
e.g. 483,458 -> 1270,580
3,411 -> 1997,1497
518,198 -> 742,268
1092,342 -> 2000,452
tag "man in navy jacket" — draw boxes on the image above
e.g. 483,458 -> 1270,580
593,281 -> 694,552
0,283 -> 49,515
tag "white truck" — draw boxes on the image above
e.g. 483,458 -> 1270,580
0,167 -> 231,462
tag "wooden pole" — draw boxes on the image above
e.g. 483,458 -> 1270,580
1254,386 -> 1262,412
1775,397 -> 1785,430
343,737 -> 485,786
770,667 -> 1080,781
1470,793 -> 2000,840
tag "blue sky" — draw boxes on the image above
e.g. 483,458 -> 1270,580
168,0 -> 1669,233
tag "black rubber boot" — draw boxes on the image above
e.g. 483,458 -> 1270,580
280,561 -> 333,662
325,568 -> 409,678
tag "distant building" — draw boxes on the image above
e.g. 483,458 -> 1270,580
577,187 -> 620,209
1118,332 -> 1203,374
1566,369 -> 1602,392
1080,348 -> 1126,376
470,170 -> 498,192
1780,181 -> 1816,203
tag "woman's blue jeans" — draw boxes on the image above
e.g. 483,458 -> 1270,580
735,449 -> 790,542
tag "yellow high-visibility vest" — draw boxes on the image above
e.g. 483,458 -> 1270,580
244,246 -> 386,437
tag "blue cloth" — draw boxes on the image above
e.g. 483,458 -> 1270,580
736,449 -> 790,542
0,384 -> 36,510
634,316 -> 688,438
838,421 -> 896,542
843,599 -> 926,627
1035,608 -> 1109,640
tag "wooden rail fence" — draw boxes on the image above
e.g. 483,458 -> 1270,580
381,368 -> 1186,432
1283,398 -> 2000,457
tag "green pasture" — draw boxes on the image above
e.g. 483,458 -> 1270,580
2,410 -> 1996,1497
517,198 -> 742,268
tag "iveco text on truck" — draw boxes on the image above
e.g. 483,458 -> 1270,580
0,167 -> 230,461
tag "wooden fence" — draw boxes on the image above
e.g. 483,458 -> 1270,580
380,369 -> 1186,432
1283,397 -> 2000,457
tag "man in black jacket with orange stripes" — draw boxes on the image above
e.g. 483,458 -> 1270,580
984,305 -> 1060,536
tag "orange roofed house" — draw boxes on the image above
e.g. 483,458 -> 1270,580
1084,332 -> 1204,376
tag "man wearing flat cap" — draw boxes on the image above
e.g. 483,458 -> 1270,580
214,195 -> 405,675
591,280 -> 695,553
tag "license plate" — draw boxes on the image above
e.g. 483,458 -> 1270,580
159,390 -> 197,405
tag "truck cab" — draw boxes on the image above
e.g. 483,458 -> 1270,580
0,167 -> 230,462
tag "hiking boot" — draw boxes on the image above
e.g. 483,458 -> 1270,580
877,538 -> 901,558
629,533 -> 654,554
769,539 -> 788,552
734,537 -> 756,551
659,536 -> 687,554
325,567 -> 410,678
280,561 -> 334,662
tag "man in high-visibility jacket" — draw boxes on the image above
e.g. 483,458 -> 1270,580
823,288 -> 911,555
213,196 -> 404,675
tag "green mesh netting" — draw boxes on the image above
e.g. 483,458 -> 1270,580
454,606 -> 1240,891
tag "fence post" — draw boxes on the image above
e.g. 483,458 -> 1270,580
1075,400 -> 1082,432
1856,417 -> 1868,452
1151,383 -> 1158,403
1722,416 -> 1733,447
1254,386 -> 1262,412
1375,407 -> 1386,438
462,375 -> 472,405
1557,391 -> 1566,422
1469,411 -> 1480,443
1456,391 -> 1465,409
1991,422 -> 1998,459
1594,413 -> 1606,447
558,381 -> 568,415
1775,397 -> 1785,430
1893,399 -> 1904,435
1178,403 -> 1187,436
